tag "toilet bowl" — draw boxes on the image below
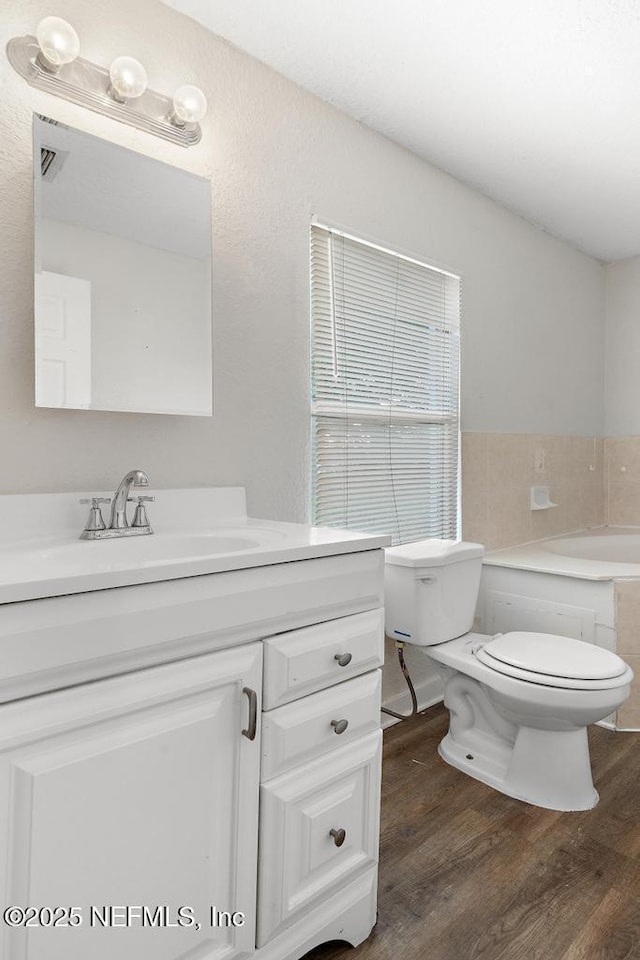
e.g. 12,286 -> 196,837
384,540 -> 634,811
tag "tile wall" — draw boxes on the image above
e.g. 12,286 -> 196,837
605,438 -> 640,526
461,433 -> 604,550
462,432 -> 640,544
613,581 -> 640,729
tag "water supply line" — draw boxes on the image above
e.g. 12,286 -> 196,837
381,639 -> 420,720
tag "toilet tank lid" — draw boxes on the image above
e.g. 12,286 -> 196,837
384,539 -> 485,567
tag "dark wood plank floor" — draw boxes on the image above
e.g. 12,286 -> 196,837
304,704 -> 640,960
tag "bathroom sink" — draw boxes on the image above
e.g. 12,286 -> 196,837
7,528 -> 286,572
91,532 -> 272,559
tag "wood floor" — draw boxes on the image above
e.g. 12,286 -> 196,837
304,704 -> 640,960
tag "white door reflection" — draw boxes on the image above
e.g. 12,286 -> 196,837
35,270 -> 92,408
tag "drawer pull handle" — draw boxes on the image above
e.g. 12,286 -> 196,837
241,687 -> 258,741
330,827 -> 346,847
334,653 -> 352,667
331,718 -> 349,735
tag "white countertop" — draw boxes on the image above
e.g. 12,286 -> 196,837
0,487 -> 390,604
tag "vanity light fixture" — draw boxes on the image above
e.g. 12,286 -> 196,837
7,17 -> 207,147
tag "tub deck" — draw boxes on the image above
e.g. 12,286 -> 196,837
484,525 -> 640,580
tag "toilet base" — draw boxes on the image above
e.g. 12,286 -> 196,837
439,723 -> 599,811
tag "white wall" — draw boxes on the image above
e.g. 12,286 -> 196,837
604,257 -> 640,436
0,0 -> 604,518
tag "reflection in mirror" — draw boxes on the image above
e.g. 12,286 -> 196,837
33,115 -> 212,415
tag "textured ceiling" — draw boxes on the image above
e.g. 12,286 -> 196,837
163,0 -> 640,263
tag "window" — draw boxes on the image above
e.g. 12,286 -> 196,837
310,224 -> 460,545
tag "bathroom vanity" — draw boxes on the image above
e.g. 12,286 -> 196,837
0,488 -> 388,960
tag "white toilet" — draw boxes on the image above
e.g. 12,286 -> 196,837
384,539 -> 634,811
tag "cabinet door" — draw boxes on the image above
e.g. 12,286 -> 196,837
257,731 -> 382,946
0,643 -> 262,960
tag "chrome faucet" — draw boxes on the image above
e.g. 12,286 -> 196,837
79,469 -> 154,540
110,469 -> 150,530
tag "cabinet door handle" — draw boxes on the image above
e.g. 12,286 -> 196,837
241,687 -> 258,741
334,652 -> 352,667
331,718 -> 349,735
330,827 -> 346,847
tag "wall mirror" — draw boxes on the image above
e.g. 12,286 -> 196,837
33,115 -> 212,415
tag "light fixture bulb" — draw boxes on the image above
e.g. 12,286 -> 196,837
171,84 -> 207,125
35,16 -> 80,72
109,56 -> 147,103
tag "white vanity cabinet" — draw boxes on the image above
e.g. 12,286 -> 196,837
0,540 -> 386,960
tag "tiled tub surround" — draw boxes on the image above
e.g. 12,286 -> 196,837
613,580 -> 640,729
462,432 -> 640,549
462,433 -> 604,551
605,437 -> 640,526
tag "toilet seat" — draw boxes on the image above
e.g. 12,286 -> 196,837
474,631 -> 631,690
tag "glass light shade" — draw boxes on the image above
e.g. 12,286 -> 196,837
109,56 -> 147,102
36,16 -> 80,70
172,85 -> 207,124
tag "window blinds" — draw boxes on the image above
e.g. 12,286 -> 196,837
311,224 -> 460,545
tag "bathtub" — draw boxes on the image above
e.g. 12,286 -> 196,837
484,526 -> 640,580
479,526 -> 639,730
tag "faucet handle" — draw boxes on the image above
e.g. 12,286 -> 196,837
130,495 -> 154,530
79,497 -> 111,532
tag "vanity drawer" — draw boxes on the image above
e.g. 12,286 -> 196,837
257,730 -> 382,946
262,608 -> 384,709
261,670 -> 381,781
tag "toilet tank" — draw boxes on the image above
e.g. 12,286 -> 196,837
384,539 -> 485,645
